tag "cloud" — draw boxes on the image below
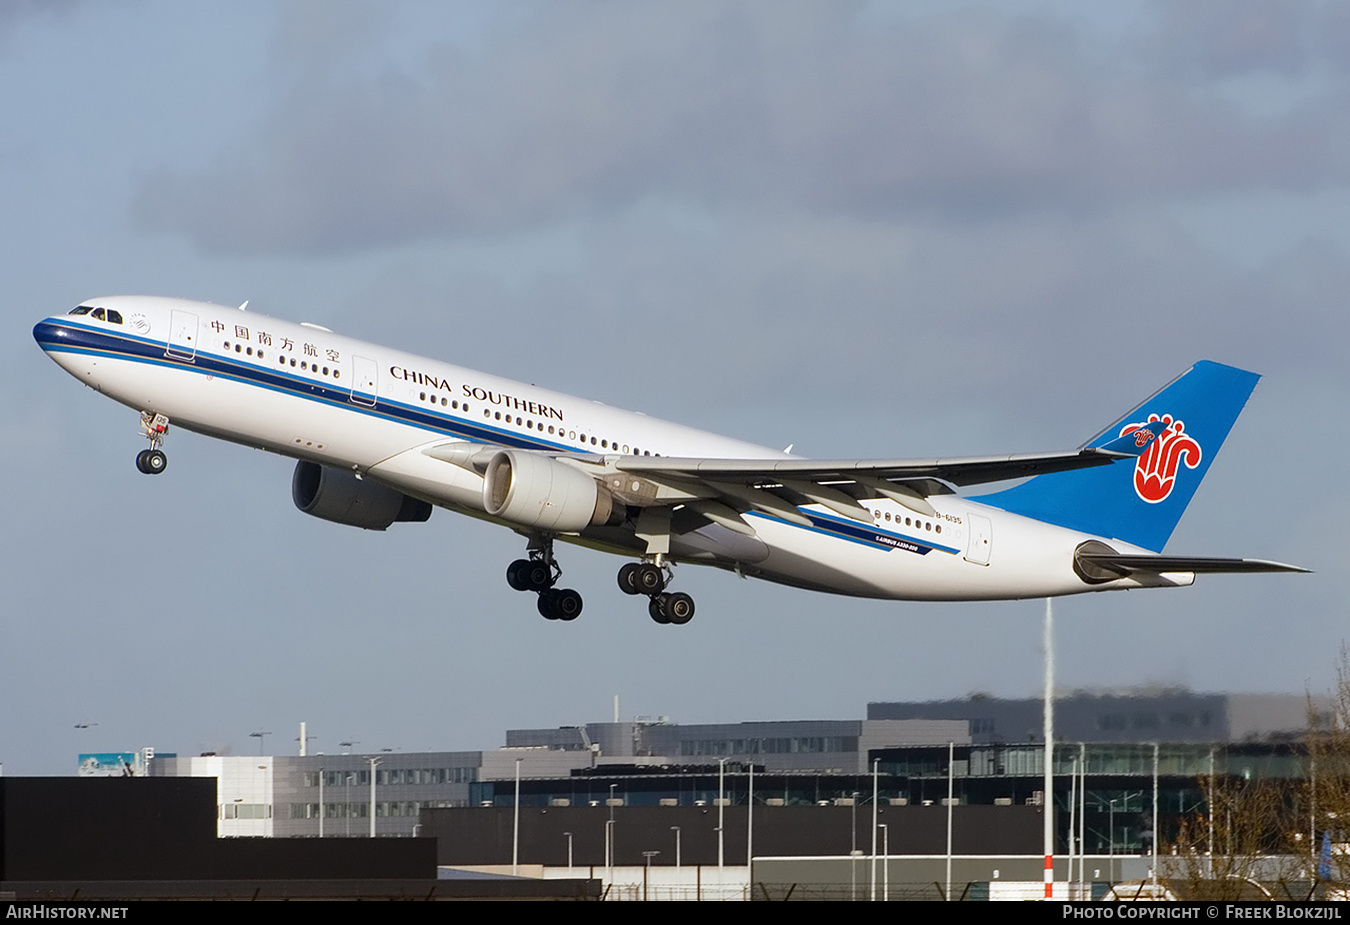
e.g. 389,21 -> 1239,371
134,2 -> 1350,256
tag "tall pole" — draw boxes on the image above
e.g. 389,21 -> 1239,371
1079,742 -> 1087,894
318,769 -> 324,838
747,762 -> 754,876
1068,754 -> 1078,899
1215,745 -> 1225,880
946,740 -> 954,902
367,756 -> 380,838
513,757 -> 522,876
1152,742 -> 1159,888
1043,597 -> 1055,900
880,823 -> 889,902
871,757 -> 879,901
717,758 -> 726,868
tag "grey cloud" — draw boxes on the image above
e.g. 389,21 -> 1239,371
134,3 -> 1350,256
1140,0 -> 1313,78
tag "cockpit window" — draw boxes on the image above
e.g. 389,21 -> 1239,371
106,310 -> 123,324
91,308 -> 106,320
69,305 -> 93,315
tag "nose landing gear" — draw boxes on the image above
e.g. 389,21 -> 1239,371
136,412 -> 170,475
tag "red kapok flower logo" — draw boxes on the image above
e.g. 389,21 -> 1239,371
1119,414 -> 1202,504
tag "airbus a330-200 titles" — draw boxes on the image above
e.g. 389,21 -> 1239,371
33,296 -> 1306,625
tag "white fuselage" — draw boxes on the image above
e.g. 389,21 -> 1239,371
35,296 -> 1177,602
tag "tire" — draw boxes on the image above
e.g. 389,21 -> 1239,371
665,592 -> 695,625
617,563 -> 642,595
635,563 -> 665,594
648,595 -> 671,624
538,591 -> 559,620
135,450 -> 150,474
525,562 -> 553,592
507,559 -> 531,591
554,589 -> 583,621
145,449 -> 167,474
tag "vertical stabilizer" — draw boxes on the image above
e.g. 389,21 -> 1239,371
974,361 -> 1260,552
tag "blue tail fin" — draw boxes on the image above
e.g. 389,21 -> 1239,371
974,361 -> 1260,552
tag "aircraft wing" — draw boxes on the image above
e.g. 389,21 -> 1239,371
615,446 -> 1133,487
425,437 -> 1152,528
613,446 -> 1140,524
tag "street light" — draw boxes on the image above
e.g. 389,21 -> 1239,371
718,758 -> 727,868
879,823 -> 889,902
513,757 -> 522,876
367,756 -> 381,838
642,851 -> 660,901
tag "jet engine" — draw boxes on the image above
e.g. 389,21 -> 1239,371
291,461 -> 432,530
482,450 -> 616,532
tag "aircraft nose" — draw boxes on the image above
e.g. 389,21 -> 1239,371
32,317 -> 68,352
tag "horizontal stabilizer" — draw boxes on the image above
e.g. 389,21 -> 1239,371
1077,552 -> 1310,576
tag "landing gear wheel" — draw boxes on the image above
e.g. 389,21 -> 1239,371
524,561 -> 554,592
664,592 -> 695,625
617,563 -> 642,595
538,592 -> 560,620
648,595 -> 671,625
553,589 -> 582,621
136,448 -> 166,475
635,563 -> 666,594
507,559 -> 532,591
539,588 -> 584,621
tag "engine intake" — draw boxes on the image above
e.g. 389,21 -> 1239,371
292,461 -> 432,530
482,450 -> 615,532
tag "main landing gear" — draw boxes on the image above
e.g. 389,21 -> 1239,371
506,536 -> 583,621
135,412 -> 169,475
617,560 -> 695,625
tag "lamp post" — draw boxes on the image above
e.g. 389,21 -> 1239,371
367,756 -> 381,838
642,851 -> 660,901
512,757 -> 522,876
871,758 -> 879,901
880,823 -> 889,902
717,758 -> 727,869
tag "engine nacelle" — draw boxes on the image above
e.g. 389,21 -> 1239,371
292,461 -> 432,530
482,450 -> 615,532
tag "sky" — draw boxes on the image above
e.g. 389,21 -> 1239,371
2,1 -> 1344,774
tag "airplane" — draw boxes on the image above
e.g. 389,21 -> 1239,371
33,296 -> 1306,625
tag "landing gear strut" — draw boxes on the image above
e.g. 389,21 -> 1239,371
506,536 -> 582,621
618,558 -> 695,625
136,412 -> 169,475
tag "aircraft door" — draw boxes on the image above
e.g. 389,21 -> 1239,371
350,355 -> 377,407
965,513 -> 992,566
166,310 -> 198,361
